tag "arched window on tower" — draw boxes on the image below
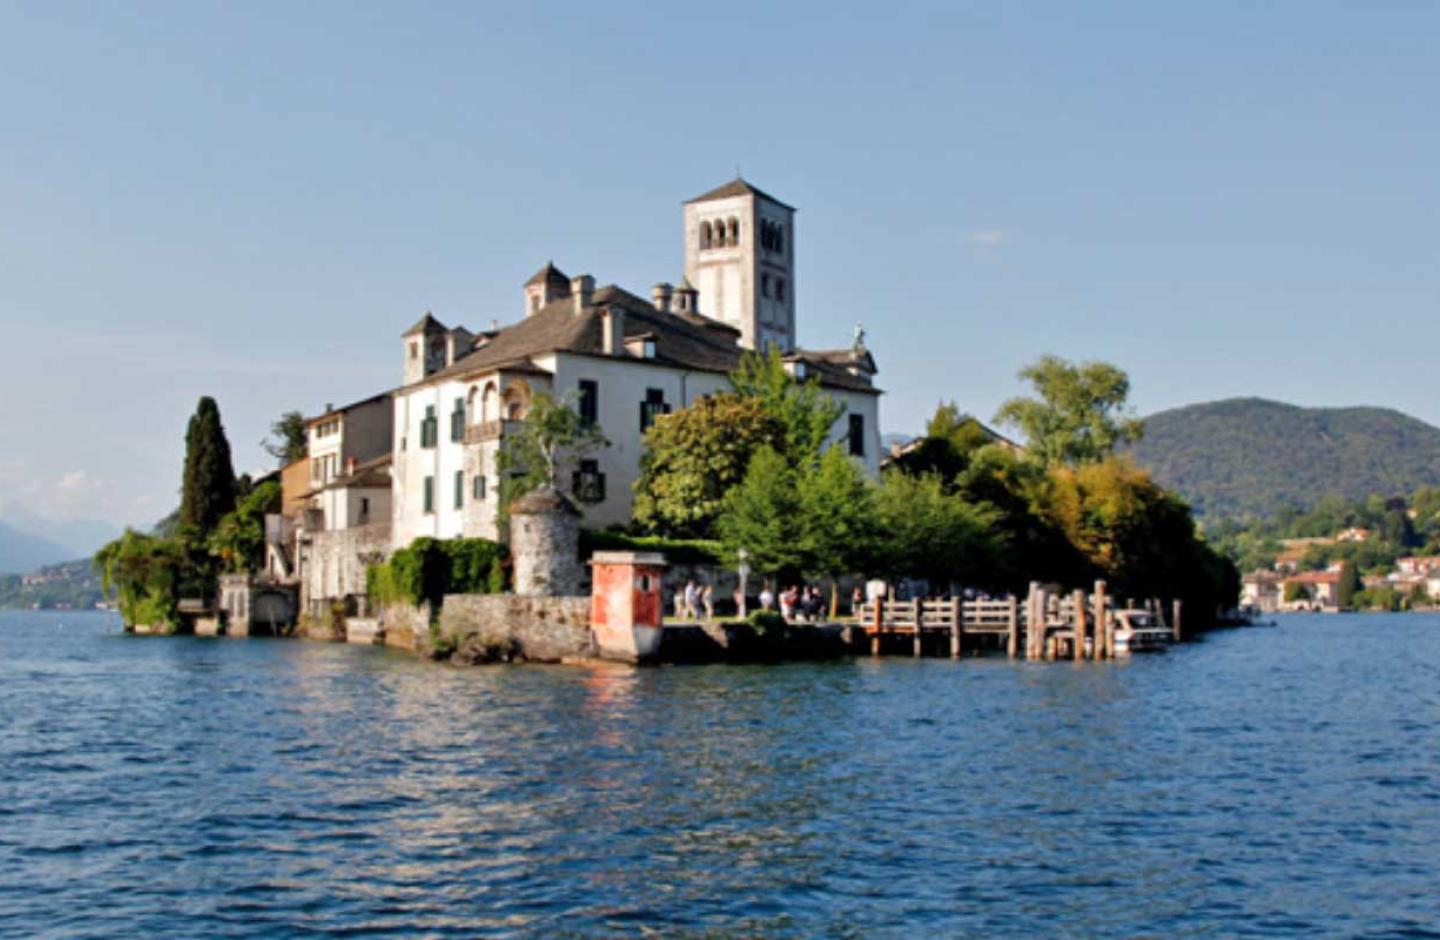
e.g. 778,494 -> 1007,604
775,225 -> 784,255
727,217 -> 740,246
700,221 -> 712,250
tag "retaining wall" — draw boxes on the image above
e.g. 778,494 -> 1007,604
437,594 -> 592,664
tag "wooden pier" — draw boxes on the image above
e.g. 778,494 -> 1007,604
855,580 -> 1181,660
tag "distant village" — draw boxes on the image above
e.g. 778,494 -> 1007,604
1241,524 -> 1440,613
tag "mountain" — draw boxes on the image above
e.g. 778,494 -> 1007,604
1127,398 -> 1440,520
0,520 -> 78,575
0,508 -> 119,559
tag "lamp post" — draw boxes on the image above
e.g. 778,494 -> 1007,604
737,548 -> 750,620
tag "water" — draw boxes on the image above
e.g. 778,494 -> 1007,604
2,611 -> 1438,938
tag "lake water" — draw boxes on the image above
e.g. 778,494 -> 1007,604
2,610 -> 1438,938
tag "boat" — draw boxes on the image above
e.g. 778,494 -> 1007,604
1112,609 -> 1171,654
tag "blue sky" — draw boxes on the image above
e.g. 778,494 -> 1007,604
2,1 -> 1437,528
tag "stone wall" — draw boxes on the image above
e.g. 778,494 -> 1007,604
301,522 -> 391,618
379,601 -> 432,651
436,593 -> 591,663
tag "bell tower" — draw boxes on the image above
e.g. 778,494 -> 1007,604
682,178 -> 795,352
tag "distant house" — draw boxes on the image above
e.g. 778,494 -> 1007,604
1241,570 -> 1283,613
1335,527 -> 1372,543
1395,556 -> 1440,576
1279,570 -> 1341,612
1273,538 -> 1335,573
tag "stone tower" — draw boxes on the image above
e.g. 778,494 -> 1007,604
402,312 -> 448,386
508,485 -> 583,597
682,178 -> 796,352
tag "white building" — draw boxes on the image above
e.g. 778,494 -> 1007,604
389,179 -> 883,546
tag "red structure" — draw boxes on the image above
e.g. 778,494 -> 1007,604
589,551 -> 667,662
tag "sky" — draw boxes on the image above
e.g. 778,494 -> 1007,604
1,1 -> 1437,530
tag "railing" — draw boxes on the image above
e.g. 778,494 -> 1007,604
464,419 -> 525,444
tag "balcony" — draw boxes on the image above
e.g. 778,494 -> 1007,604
464,419 -> 525,444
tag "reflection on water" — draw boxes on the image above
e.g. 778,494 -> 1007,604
3,611 -> 1440,937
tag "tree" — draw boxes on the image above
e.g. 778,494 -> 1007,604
717,446 -> 808,582
93,529 -> 185,630
1336,560 -> 1362,609
994,355 -> 1144,467
633,392 -> 785,539
800,447 -> 882,612
873,471 -> 1000,589
209,481 -> 281,574
729,347 -> 845,468
179,396 -> 238,534
263,410 -> 308,466
496,392 -> 608,517
1284,581 -> 1311,603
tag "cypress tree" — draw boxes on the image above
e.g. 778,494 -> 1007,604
179,396 -> 237,533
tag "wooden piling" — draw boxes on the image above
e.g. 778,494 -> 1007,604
870,597 -> 882,656
1093,580 -> 1109,659
949,598 -> 963,659
1006,596 -> 1019,659
1172,599 -> 1183,643
1072,589 -> 1086,662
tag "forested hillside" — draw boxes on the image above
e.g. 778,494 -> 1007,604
1127,398 -> 1440,520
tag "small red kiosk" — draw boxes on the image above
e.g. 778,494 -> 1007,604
589,551 -> 667,662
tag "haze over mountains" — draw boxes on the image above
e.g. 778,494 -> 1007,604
1127,398 -> 1440,520
0,511 -> 120,575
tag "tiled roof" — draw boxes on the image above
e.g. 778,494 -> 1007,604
524,261 -> 570,287
403,312 -> 445,336
685,178 -> 795,211
304,391 -> 392,426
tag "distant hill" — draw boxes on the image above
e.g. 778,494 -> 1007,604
0,559 -> 104,610
1127,398 -> 1440,520
0,520 -> 77,575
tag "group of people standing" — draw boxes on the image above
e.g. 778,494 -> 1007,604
757,584 -> 828,623
673,580 -> 715,621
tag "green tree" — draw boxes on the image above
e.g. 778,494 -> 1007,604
179,396 -> 238,533
93,529 -> 186,630
496,392 -> 609,518
993,355 -> 1144,467
800,447 -> 882,612
1284,581 -> 1311,603
717,446 -> 808,582
888,401 -> 999,483
263,410 -> 309,466
874,471 -> 1000,588
1336,560 -> 1362,609
208,481 -> 281,574
729,347 -> 844,468
632,392 -> 785,538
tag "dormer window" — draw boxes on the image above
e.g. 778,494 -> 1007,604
643,339 -> 656,359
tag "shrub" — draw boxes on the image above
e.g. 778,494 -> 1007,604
746,609 -> 787,637
580,529 -> 724,567
367,537 -> 508,609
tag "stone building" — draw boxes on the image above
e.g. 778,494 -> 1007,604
389,178 -> 884,545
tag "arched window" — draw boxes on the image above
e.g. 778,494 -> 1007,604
775,225 -> 784,255
700,221 -> 712,250
727,217 -> 739,246
466,385 -> 478,423
481,382 -> 498,422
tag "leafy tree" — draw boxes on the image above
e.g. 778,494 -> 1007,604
729,347 -> 844,468
873,471 -> 1000,589
717,446 -> 808,582
800,447 -> 883,612
263,410 -> 309,466
1284,581 -> 1311,603
888,401 -> 999,483
496,392 -> 608,519
632,392 -> 784,538
1336,561 -> 1362,609
93,530 -> 185,630
994,355 -> 1143,467
179,396 -> 237,533
209,481 -> 281,574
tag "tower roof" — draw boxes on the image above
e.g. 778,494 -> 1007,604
525,260 -> 570,287
685,178 -> 794,211
402,311 -> 446,336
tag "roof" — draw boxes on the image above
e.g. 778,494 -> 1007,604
685,178 -> 795,211
1284,570 -> 1340,585
304,454 -> 393,496
305,391 -> 393,427
403,312 -> 446,336
409,283 -> 879,395
509,485 -> 581,516
525,261 -> 570,287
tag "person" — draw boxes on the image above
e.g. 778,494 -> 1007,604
780,585 -> 798,621
758,583 -> 775,612
684,579 -> 699,621
701,583 -> 714,621
851,585 -> 864,615
673,588 -> 686,621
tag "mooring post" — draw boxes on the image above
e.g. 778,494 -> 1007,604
1172,599 -> 1183,643
1093,580 -> 1109,660
1006,595 -> 1019,659
870,596 -> 882,656
912,598 -> 923,657
1072,589 -> 1086,662
950,597 -> 963,659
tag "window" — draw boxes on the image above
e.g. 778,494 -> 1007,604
578,379 -> 598,427
776,278 -> 787,302
761,273 -> 771,298
454,470 -> 464,509
473,475 -> 487,501
849,413 -> 866,457
640,388 -> 669,433
700,220 -> 713,250
409,341 -> 418,360
421,405 -> 437,448
423,476 -> 434,514
450,397 -> 465,442
727,217 -> 739,245
360,497 -> 370,522
573,459 -> 606,503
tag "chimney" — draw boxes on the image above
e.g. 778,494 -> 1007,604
601,306 -> 625,357
651,282 -> 673,313
345,457 -> 357,475
572,274 -> 595,314
674,277 -> 698,314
